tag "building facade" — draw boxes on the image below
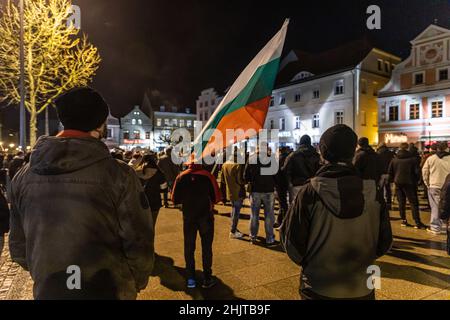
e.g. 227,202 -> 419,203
105,114 -> 121,149
378,24 -> 450,148
196,88 -> 223,123
119,105 -> 153,149
265,39 -> 401,149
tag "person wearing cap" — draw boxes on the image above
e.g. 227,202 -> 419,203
8,87 -> 154,300
353,137 -> 381,183
281,124 -> 392,300
282,135 -> 321,205
172,160 -> 221,289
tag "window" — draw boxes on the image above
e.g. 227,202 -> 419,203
279,118 -> 286,131
372,112 -> 378,127
361,111 -> 367,126
294,92 -> 301,102
211,99 -> 215,106
172,119 -> 178,126
133,130 -> 140,139
334,80 -> 344,95
131,119 -> 136,125
312,114 -> 320,128
361,79 -> 368,94
269,119 -> 275,130
414,72 -> 424,85
313,88 -> 320,99
439,69 -> 449,81
270,97 -> 274,107
335,111 -> 344,125
409,104 -> 420,120
164,119 -> 170,126
145,132 -> 151,139
377,59 -> 383,71
389,105 -> 399,121
384,61 -> 390,73
180,119 -> 185,127
138,119 -> 142,125
373,82 -> 379,96
187,120 -> 192,127
205,101 -> 209,107
199,102 -> 203,108
431,101 -> 443,118
294,116 -> 301,129
157,118 -> 162,126
107,129 -> 112,138
279,95 -> 286,105
123,130 -> 130,140
186,108 -> 191,114
199,113 -> 203,121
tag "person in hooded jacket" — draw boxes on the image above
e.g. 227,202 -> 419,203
388,143 -> 425,229
377,143 -> 395,209
281,124 -> 392,300
172,161 -> 221,289
283,135 -> 321,204
353,137 -> 381,183
422,141 -> 450,235
8,87 -> 154,300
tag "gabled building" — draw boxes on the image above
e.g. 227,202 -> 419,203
196,88 -> 223,123
105,114 -> 121,149
119,105 -> 153,149
378,24 -> 450,147
266,38 -> 401,149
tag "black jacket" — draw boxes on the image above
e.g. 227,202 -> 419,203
9,136 -> 154,300
142,167 -> 166,212
8,157 -> 24,180
440,174 -> 450,221
283,145 -> 321,187
354,146 -> 381,181
244,153 -> 277,193
0,192 -> 9,235
281,163 -> 392,299
275,151 -> 290,191
388,150 -> 420,186
377,146 -> 395,174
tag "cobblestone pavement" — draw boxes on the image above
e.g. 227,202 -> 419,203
1,200 -> 449,300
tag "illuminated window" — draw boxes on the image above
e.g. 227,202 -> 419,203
172,119 -> 178,126
312,114 -> 320,128
334,80 -> 344,95
389,106 -> 399,121
431,101 -> 443,118
372,112 -> 378,127
157,118 -> 162,126
335,111 -> 344,125
123,130 -> 130,140
164,119 -> 170,126
133,130 -> 140,139
138,119 -> 142,125
409,104 -> 420,120
187,120 -> 192,127
294,116 -> 301,129
132,119 -> 136,125
180,119 -> 185,127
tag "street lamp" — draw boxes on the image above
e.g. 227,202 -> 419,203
19,0 -> 27,150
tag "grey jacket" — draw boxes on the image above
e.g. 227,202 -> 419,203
281,163 -> 392,299
9,136 -> 154,300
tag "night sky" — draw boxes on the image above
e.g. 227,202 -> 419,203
2,0 -> 450,120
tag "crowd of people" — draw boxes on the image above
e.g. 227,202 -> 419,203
0,87 -> 449,300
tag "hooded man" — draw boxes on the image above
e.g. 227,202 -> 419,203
281,124 -> 392,300
172,161 -> 221,289
422,141 -> 450,235
353,137 -> 381,182
8,87 -> 154,300
283,135 -> 321,204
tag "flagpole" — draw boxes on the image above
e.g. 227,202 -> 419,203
19,0 -> 27,150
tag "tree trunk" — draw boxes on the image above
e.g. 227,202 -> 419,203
45,107 -> 49,136
29,111 -> 37,147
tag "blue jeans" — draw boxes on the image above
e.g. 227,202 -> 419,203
428,188 -> 443,232
250,193 -> 275,241
230,199 -> 243,233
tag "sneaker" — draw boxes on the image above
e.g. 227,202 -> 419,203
229,231 -> 244,239
400,220 -> 409,227
414,223 -> 427,230
202,277 -> 217,289
266,239 -> 277,247
187,279 -> 196,289
426,228 -> 442,235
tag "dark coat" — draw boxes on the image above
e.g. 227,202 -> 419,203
283,145 -> 321,187
354,146 -> 381,181
280,163 -> 392,299
142,167 -> 166,212
275,151 -> 290,191
9,136 -> 154,300
440,174 -> 450,221
0,192 -> 9,235
157,154 -> 180,185
388,150 -> 420,186
8,157 -> 24,180
377,146 -> 395,174
244,153 -> 277,193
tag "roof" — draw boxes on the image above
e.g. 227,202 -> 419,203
276,38 -> 375,86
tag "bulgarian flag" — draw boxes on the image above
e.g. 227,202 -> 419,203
194,19 -> 289,158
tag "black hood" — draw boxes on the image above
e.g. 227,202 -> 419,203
295,144 -> 317,157
436,151 -> 450,159
310,163 -> 364,219
396,149 -> 412,160
30,136 -> 112,175
357,146 -> 376,155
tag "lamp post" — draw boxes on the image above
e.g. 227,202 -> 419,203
19,0 -> 26,150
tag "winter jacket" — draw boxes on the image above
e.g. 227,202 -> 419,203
9,135 -> 154,300
139,167 -> 166,212
388,150 -> 420,186
0,192 -> 9,235
220,161 -> 246,202
283,145 -> 321,187
422,152 -> 450,189
440,174 -> 450,221
354,146 -> 381,182
157,154 -> 180,186
281,163 -> 392,299
275,151 -> 290,191
377,146 -> 395,174
8,156 -> 25,180
172,164 -> 221,220
244,153 -> 276,194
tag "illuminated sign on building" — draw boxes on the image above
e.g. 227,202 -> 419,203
384,133 -> 408,144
